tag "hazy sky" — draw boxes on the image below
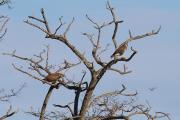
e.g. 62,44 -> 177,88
0,0 -> 180,120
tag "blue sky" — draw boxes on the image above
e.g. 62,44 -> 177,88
0,0 -> 180,120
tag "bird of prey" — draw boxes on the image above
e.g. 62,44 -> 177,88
111,41 -> 128,58
43,72 -> 64,83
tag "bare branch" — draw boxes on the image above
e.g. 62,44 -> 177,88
127,26 -> 161,42
24,20 -> 51,35
25,8 -> 93,72
63,17 -> 74,37
54,16 -> 65,35
102,115 -> 129,120
108,67 -> 132,75
41,8 -> 51,33
74,71 -> 87,116
0,106 -> 17,120
0,83 -> 25,102
0,16 -> 9,39
63,39 -> 93,70
154,112 -> 171,120
85,14 -> 114,66
45,45 -> 50,70
3,48 -> 68,88
90,85 -> 137,107
82,33 -> 96,47
0,17 -> 8,32
56,59 -> 81,73
0,0 -> 11,7
97,43 -> 110,56
40,86 -> 54,120
12,63 -> 54,86
28,15 -> 45,23
25,108 -> 66,120
3,50 -> 50,74
97,47 -> 137,81
107,1 -> 124,49
53,104 -> 74,117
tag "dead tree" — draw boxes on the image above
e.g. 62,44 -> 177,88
4,1 -> 170,120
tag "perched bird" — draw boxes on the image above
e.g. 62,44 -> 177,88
44,72 -> 64,83
111,41 -> 128,58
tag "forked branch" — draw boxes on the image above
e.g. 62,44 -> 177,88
25,9 -> 93,71
107,1 -> 123,48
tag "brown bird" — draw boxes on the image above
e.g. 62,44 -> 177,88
44,72 -> 64,83
111,41 -> 128,58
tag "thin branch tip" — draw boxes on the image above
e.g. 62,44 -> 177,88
40,8 -> 44,13
131,47 -> 137,53
157,25 -> 162,33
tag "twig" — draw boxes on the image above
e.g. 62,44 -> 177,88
63,17 -> 75,37
53,104 -> 74,117
54,16 -> 65,35
24,20 -> 51,35
127,26 -> 161,42
41,8 -> 51,33
0,83 -> 25,102
0,106 -> 17,120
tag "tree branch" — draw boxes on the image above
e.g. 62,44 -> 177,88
107,1 -> 123,49
0,16 -> 9,39
0,106 -> 17,120
74,71 -> 87,116
127,26 -> 161,42
53,104 -> 74,117
39,86 -> 54,120
25,9 -> 93,71
0,83 -> 25,102
97,47 -> 137,81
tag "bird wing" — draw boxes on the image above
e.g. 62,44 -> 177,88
111,41 -> 128,58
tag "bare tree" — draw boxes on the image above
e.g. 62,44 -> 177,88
4,1 -> 170,120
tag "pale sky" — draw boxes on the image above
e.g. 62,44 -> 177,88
0,0 -> 180,120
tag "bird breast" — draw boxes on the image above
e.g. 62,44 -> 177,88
45,73 -> 63,82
